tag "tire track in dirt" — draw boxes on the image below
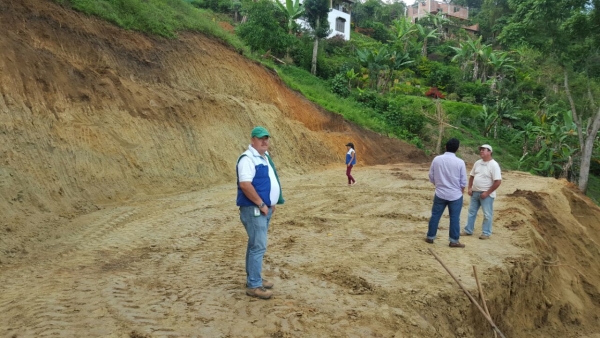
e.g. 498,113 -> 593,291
0,197 -> 200,337
1,165 -> 578,338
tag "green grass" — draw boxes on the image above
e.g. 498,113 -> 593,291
275,65 -> 393,136
54,0 -> 247,52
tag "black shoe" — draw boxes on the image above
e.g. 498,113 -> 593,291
449,242 -> 465,248
425,238 -> 434,244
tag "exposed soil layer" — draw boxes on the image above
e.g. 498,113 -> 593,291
1,1 -> 600,337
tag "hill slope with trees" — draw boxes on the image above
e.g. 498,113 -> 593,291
1,0 -> 600,337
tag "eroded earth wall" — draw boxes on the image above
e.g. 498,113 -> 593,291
0,0 -> 426,246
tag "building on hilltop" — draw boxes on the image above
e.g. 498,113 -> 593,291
406,0 -> 478,33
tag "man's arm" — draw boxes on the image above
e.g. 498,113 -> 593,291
428,158 -> 436,184
460,162 -> 467,193
239,182 -> 269,215
467,176 -> 474,196
481,180 -> 501,199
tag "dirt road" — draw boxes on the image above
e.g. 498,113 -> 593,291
4,164 -> 598,338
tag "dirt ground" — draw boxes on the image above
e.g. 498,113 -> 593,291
1,1 -> 600,337
2,164 -> 600,338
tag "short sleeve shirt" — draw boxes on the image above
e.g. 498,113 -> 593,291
237,145 -> 280,206
470,159 -> 502,198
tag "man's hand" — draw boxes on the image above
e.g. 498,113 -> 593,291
481,191 -> 489,199
468,188 -> 473,196
259,204 -> 269,215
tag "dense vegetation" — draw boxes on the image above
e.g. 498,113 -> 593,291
54,0 -> 600,203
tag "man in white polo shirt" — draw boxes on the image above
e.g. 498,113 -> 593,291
462,144 -> 502,239
236,126 -> 284,299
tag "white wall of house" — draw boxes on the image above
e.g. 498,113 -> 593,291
327,9 -> 351,40
292,0 -> 352,41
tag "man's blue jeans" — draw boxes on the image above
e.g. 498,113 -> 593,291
464,191 -> 494,236
240,206 -> 273,289
427,194 -> 463,243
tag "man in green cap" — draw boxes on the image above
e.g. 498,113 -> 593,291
236,126 -> 284,299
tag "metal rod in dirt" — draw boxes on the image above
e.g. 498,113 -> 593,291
474,265 -> 498,338
428,248 -> 507,338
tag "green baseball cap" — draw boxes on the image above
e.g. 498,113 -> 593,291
251,126 -> 270,138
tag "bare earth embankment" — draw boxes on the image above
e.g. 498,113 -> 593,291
1,1 -> 600,337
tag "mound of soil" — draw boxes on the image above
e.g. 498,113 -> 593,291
1,1 -> 600,337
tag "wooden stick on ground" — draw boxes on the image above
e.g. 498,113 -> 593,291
473,265 -> 498,338
428,248 -> 507,338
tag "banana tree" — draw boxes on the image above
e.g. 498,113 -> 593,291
391,17 -> 417,53
450,43 -> 474,77
356,47 -> 390,90
381,51 -> 413,93
415,23 -> 439,57
487,51 -> 516,92
478,45 -> 493,82
345,68 -> 358,90
274,0 -> 305,34
532,110 -> 578,178
481,105 -> 499,138
420,12 -> 451,41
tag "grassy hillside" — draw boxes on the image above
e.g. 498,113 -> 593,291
51,0 -> 599,203
55,0 -> 246,50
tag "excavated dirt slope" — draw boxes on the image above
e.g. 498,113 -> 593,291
1,1 -> 600,337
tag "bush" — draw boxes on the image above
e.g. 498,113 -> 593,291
442,100 -> 482,128
359,21 -> 394,43
447,93 -> 459,101
461,96 -> 476,104
457,82 -> 490,103
391,83 -> 423,96
381,96 -> 436,136
324,35 -> 348,55
330,73 -> 350,97
385,99 -> 427,135
425,62 -> 461,92
188,0 -> 230,13
236,0 -> 294,55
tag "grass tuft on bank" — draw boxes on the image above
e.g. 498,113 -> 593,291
54,0 -> 247,51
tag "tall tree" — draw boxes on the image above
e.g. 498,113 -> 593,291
498,0 -> 600,192
303,0 -> 331,75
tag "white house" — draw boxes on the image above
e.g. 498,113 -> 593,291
292,0 -> 354,41
327,0 -> 353,40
